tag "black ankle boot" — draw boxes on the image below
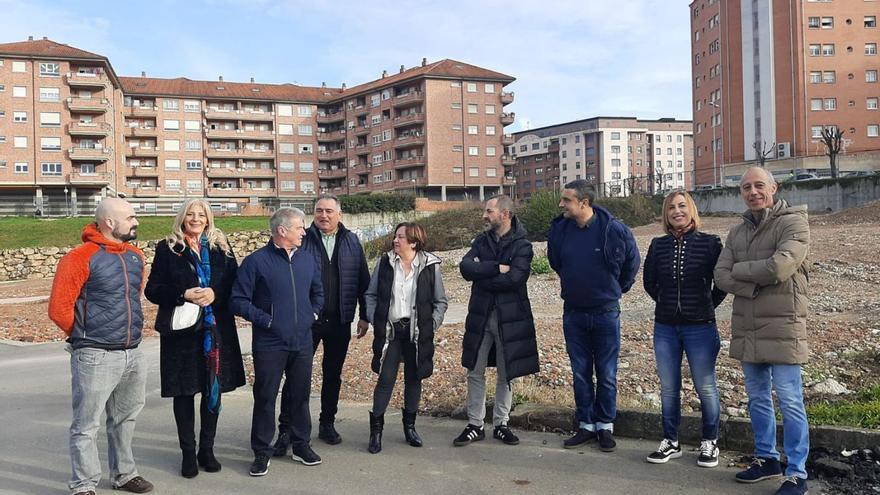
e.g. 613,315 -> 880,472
181,449 -> 198,478
402,409 -> 423,447
368,412 -> 384,454
197,448 -> 221,472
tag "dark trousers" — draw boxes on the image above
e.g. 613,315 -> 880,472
173,394 -> 221,451
371,322 -> 421,415
252,350 -> 312,456
279,319 -> 351,429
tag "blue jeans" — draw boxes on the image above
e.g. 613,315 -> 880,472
742,362 -> 810,479
69,346 -> 147,494
562,309 -> 620,431
653,322 -> 721,441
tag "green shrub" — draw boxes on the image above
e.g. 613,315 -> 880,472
518,190 -> 561,241
531,255 -> 551,274
806,385 -> 880,428
363,204 -> 485,259
596,194 -> 661,227
339,193 -> 415,214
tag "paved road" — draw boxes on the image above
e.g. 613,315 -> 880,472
0,338 -> 770,495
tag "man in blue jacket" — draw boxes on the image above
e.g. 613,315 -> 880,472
274,194 -> 370,452
547,180 -> 640,453
231,207 -> 324,476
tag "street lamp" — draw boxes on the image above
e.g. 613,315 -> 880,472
709,100 -> 720,186
63,187 -> 70,217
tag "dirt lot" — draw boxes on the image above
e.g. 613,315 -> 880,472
3,204 -> 879,424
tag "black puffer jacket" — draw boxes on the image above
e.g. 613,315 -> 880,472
460,216 -> 539,381
643,230 -> 726,325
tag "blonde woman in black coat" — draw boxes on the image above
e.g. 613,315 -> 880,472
145,199 -> 245,478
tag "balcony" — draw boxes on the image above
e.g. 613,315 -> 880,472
317,167 -> 348,179
68,147 -> 111,162
501,112 -> 515,126
394,176 -> 428,188
241,148 -> 273,159
204,108 -> 239,120
503,176 -> 516,186
501,91 -> 514,105
502,134 -> 515,146
128,105 -> 157,117
66,72 -> 109,88
393,91 -> 424,107
67,97 -> 110,113
206,186 -> 276,198
317,111 -> 344,124
68,171 -> 111,185
317,129 -> 346,142
394,134 -> 425,148
126,146 -> 160,158
205,166 -> 238,178
319,148 -> 347,161
132,187 -> 160,198
393,112 -> 425,127
241,110 -> 275,121
501,155 -> 516,166
124,126 -> 157,137
205,128 -> 242,139
206,147 -> 240,159
69,122 -> 112,137
237,167 -> 277,178
245,129 -> 276,141
394,156 -> 426,169
128,166 -> 160,177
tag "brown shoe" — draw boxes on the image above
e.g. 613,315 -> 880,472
113,476 -> 154,493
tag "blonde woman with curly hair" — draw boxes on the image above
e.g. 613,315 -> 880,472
145,199 -> 245,478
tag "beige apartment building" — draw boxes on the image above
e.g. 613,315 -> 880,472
691,0 -> 880,186
0,38 -> 515,215
509,117 -> 694,199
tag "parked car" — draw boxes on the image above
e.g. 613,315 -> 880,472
844,170 -> 877,177
791,173 -> 820,182
693,185 -> 716,191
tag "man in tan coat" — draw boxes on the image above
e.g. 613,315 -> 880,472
714,167 -> 810,495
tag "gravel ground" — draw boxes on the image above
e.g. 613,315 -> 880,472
3,208 -> 880,425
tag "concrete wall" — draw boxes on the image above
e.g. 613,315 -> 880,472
693,175 -> 880,213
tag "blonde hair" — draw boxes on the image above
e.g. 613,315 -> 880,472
661,189 -> 702,235
165,199 -> 232,254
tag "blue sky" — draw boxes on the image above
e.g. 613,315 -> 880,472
1,0 -> 694,132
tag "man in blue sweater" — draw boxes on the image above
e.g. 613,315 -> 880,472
547,180 -> 640,453
231,207 -> 324,476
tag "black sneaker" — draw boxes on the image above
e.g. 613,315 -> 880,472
453,424 -> 485,446
318,421 -> 342,445
597,429 -> 616,452
775,476 -> 808,495
563,428 -> 596,449
646,438 -> 682,464
492,425 -> 520,445
735,456 -> 783,483
291,444 -> 322,466
249,455 -> 270,476
272,431 -> 290,457
697,439 -> 719,468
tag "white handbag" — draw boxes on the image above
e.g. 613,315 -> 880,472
171,302 -> 202,331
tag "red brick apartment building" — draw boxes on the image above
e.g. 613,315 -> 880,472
691,0 -> 880,186
0,37 -> 515,215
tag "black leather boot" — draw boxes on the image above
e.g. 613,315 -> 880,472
402,409 -> 423,447
368,412 -> 384,454
197,448 -> 221,472
181,449 -> 198,478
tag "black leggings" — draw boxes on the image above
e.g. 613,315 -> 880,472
371,325 -> 421,415
173,394 -> 221,451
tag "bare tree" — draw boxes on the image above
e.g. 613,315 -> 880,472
753,140 -> 776,167
820,127 -> 843,179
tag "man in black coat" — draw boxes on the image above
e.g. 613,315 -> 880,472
453,195 -> 539,447
274,194 -> 370,453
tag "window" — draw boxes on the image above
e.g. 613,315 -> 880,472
811,126 -> 822,138
163,99 -> 179,110
808,16 -> 820,28
868,125 -> 880,137
485,104 -> 495,114
183,100 -> 200,112
165,159 -> 180,170
468,146 -> 479,156
298,105 -> 312,117
809,44 -> 821,56
165,179 -> 181,190
12,61 -> 27,72
13,86 -> 26,97
164,119 -> 179,130
13,136 -> 27,148
40,137 -> 61,150
185,120 -> 200,131
298,144 -> 313,154
450,81 -> 461,88
370,94 -> 380,107
466,82 -> 477,92
821,17 -> 833,28
277,104 -> 292,117
868,70 -> 878,83
867,16 -> 877,28
452,145 -> 463,152
810,71 -> 821,83
464,125 -> 478,135
485,125 -> 496,135
185,140 -> 201,151
280,181 -> 296,190
611,132 -> 621,140
39,62 -> 60,76
39,87 -> 60,101
277,161 -> 294,171
41,163 -> 62,176
611,159 -> 621,167
709,39 -> 720,53
451,102 -> 462,109
164,139 -> 180,151
298,124 -> 312,136
868,98 -> 879,110
486,146 -> 496,156
278,124 -> 293,135
469,167 -> 479,177
467,104 -> 478,114
186,160 -> 202,170
38,112 -> 60,127
300,181 -> 315,193
823,71 -> 836,83
382,129 -> 392,141
811,98 -> 823,111
299,162 -> 314,173
13,111 -> 27,123
611,145 -> 621,153
187,180 -> 201,191
822,44 -> 835,56
867,43 -> 878,56
14,162 -> 28,173
824,98 -> 837,110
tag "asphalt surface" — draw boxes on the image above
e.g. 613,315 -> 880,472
0,336 -> 773,495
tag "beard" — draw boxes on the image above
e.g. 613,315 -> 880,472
485,219 -> 502,232
114,226 -> 137,242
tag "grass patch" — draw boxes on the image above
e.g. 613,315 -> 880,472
807,385 -> 880,429
531,256 -> 551,275
363,204 -> 485,260
0,216 -> 270,250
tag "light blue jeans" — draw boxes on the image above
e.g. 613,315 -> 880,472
742,362 -> 810,479
69,347 -> 147,494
